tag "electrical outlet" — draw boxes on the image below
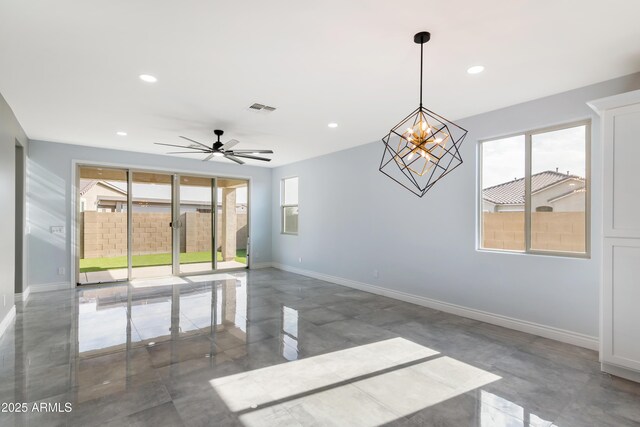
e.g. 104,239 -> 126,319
298,257 -> 302,263
373,269 -> 379,278
58,267 -> 65,276
3,295 -> 5,307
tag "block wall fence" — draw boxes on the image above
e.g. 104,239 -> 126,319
81,211 -> 247,258
483,212 -> 586,252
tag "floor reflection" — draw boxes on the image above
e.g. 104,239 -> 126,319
78,273 -> 248,356
281,306 -> 299,361
1,269 -> 638,426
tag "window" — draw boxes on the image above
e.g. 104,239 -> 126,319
480,121 -> 589,256
281,177 -> 299,234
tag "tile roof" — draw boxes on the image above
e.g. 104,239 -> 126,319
79,179 -> 98,196
483,171 -> 584,205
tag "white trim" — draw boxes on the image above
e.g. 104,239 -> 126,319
250,262 -> 273,269
28,282 -> 73,293
272,263 -> 599,350
15,285 -> 31,302
601,363 -> 640,383
0,306 -> 16,337
588,89 -> 640,114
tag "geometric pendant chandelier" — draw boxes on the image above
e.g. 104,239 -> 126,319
380,31 -> 468,197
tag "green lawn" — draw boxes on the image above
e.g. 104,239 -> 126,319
80,250 -> 247,272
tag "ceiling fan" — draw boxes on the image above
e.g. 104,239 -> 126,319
155,129 -> 273,164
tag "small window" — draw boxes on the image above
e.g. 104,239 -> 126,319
480,122 -> 589,256
281,177 -> 299,234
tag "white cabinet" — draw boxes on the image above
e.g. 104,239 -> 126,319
589,90 -> 640,382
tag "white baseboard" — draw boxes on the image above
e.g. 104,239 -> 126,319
272,263 -> 599,351
250,262 -> 273,269
0,305 -> 16,338
16,285 -> 31,302
28,282 -> 73,293
601,363 -> 640,383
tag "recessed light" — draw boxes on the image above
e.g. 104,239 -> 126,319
328,123 -> 338,128
467,65 -> 484,74
116,131 -> 127,136
139,74 -> 158,83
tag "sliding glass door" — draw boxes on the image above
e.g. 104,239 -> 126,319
130,172 -> 174,280
78,166 -> 129,284
77,166 -> 249,285
217,178 -> 249,270
178,175 -> 215,274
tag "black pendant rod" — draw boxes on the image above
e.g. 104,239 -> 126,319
413,31 -> 430,108
419,40 -> 423,107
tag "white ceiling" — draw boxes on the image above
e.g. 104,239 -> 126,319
1,1 -> 639,167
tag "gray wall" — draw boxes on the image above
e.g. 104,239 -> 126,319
27,141 -> 272,287
0,92 -> 28,323
271,72 -> 640,339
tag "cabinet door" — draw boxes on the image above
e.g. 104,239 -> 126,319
604,104 -> 640,238
602,238 -> 640,370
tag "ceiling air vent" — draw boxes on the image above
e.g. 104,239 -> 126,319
248,103 -> 276,113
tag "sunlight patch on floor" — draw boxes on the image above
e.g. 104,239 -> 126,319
210,337 -> 501,426
184,273 -> 237,283
129,276 -> 189,288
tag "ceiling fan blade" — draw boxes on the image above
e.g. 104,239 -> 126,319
155,142 -> 207,151
228,149 -> 274,154
179,136 -> 212,150
202,153 -> 215,161
224,154 -> 245,165
233,153 -> 272,162
222,139 -> 240,150
166,151 -> 207,154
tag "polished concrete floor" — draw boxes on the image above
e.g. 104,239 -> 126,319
1,268 -> 639,426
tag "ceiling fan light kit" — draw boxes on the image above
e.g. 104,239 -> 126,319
156,129 -> 273,165
379,31 -> 468,198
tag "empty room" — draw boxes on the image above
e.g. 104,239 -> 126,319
1,1 -> 640,426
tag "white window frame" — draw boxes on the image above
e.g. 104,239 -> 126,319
478,119 -> 591,258
281,176 -> 299,235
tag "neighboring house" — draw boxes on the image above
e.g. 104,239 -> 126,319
80,180 -> 129,212
483,170 -> 585,212
79,179 -> 247,213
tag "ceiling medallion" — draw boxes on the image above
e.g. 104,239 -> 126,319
379,31 -> 468,197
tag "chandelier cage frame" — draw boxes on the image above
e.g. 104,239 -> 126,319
379,31 -> 468,197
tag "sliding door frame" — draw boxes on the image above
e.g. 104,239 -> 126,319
72,160 -> 251,286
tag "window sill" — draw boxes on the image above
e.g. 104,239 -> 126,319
476,247 -> 590,260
